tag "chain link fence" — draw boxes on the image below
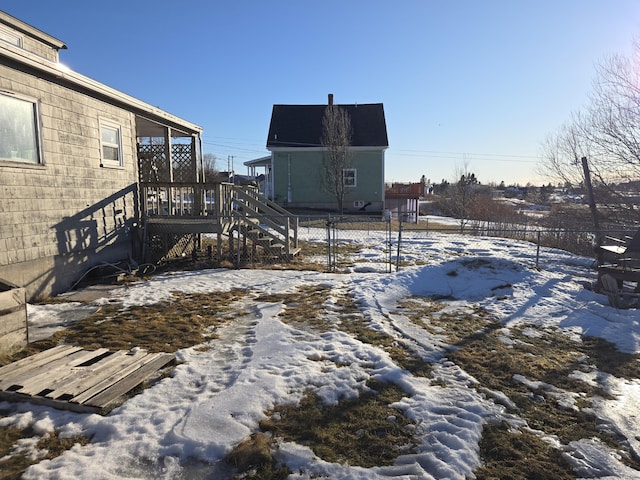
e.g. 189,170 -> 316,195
143,213 -> 636,275
297,215 -> 615,273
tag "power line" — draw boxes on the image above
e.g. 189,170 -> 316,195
201,137 -> 542,164
393,149 -> 540,162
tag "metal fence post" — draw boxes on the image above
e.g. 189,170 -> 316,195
326,215 -> 334,272
396,218 -> 403,272
536,230 -> 541,268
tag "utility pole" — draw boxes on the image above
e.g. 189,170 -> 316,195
582,157 -> 603,263
227,155 -> 235,182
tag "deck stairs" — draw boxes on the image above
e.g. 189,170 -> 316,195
230,186 -> 300,260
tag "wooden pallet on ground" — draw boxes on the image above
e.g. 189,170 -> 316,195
0,345 -> 175,413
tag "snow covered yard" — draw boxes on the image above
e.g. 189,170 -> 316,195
2,230 -> 640,479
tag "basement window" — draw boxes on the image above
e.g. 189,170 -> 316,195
343,168 -> 357,187
99,118 -> 123,167
0,92 -> 42,165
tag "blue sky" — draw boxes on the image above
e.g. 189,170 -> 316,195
4,1 -> 640,185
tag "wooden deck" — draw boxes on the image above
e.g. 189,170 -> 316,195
0,345 -> 175,413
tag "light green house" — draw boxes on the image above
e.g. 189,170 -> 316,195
246,95 -> 388,213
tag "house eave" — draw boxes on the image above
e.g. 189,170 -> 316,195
0,41 -> 202,136
0,11 -> 67,50
267,146 -> 388,153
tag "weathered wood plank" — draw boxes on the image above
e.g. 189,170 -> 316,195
0,391 -> 99,413
0,345 -> 82,383
0,284 -> 27,353
0,309 -> 27,336
0,330 -> 28,357
85,353 -> 174,408
0,347 -> 175,414
10,348 -> 110,395
44,349 -> 140,400
0,286 -> 25,310
73,351 -> 172,405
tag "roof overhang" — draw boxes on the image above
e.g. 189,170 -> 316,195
0,10 -> 67,50
244,155 -> 271,167
266,146 -> 388,153
0,41 -> 202,136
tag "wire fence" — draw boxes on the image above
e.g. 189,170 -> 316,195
147,213 -> 636,275
296,215 -> 616,274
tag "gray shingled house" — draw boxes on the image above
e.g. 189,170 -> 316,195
0,10 -> 203,300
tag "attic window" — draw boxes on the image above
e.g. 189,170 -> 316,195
0,26 -> 22,48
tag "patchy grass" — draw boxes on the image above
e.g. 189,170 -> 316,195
225,433 -> 290,479
0,420 -> 90,480
474,421 -> 575,480
0,288 -> 252,479
331,292 -> 433,377
9,289 -> 248,361
6,270 -> 640,478
260,381 -> 416,468
397,296 -> 640,475
256,285 -> 431,377
256,285 -> 334,332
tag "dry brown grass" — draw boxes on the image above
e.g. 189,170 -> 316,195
260,380 -> 416,468
13,289 -> 248,360
397,295 -> 640,476
474,421 -> 575,480
255,285 -> 334,332
0,420 -> 90,480
5,274 -> 640,478
0,288 -> 251,478
225,433 -> 289,479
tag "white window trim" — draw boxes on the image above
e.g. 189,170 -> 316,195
99,118 -> 124,168
343,168 -> 357,187
0,91 -> 44,166
0,26 -> 23,48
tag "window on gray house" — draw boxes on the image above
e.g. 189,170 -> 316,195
0,92 -> 42,164
0,26 -> 22,48
343,168 -> 357,187
99,119 -> 123,167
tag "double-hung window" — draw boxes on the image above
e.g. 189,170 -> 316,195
342,168 -> 357,187
99,118 -> 123,167
0,92 -> 42,165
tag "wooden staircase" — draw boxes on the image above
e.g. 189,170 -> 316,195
230,186 -> 300,261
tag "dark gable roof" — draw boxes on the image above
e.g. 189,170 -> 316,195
267,103 -> 388,148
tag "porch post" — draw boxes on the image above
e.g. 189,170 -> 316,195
164,127 -> 174,215
192,134 -> 203,215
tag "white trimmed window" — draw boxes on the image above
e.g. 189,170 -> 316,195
0,26 -> 22,48
0,92 -> 42,164
99,119 -> 123,167
342,168 -> 357,187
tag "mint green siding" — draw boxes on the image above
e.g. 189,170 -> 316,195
271,149 -> 384,212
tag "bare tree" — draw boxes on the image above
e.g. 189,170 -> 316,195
437,164 -> 480,232
202,153 -> 218,180
320,105 -> 353,214
540,41 -> 640,224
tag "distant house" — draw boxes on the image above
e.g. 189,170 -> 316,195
246,94 -> 388,212
384,181 -> 424,223
0,11 -> 203,300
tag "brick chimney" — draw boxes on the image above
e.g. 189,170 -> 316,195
328,93 -> 333,106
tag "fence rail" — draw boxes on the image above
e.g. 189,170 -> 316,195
145,212 -> 636,275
